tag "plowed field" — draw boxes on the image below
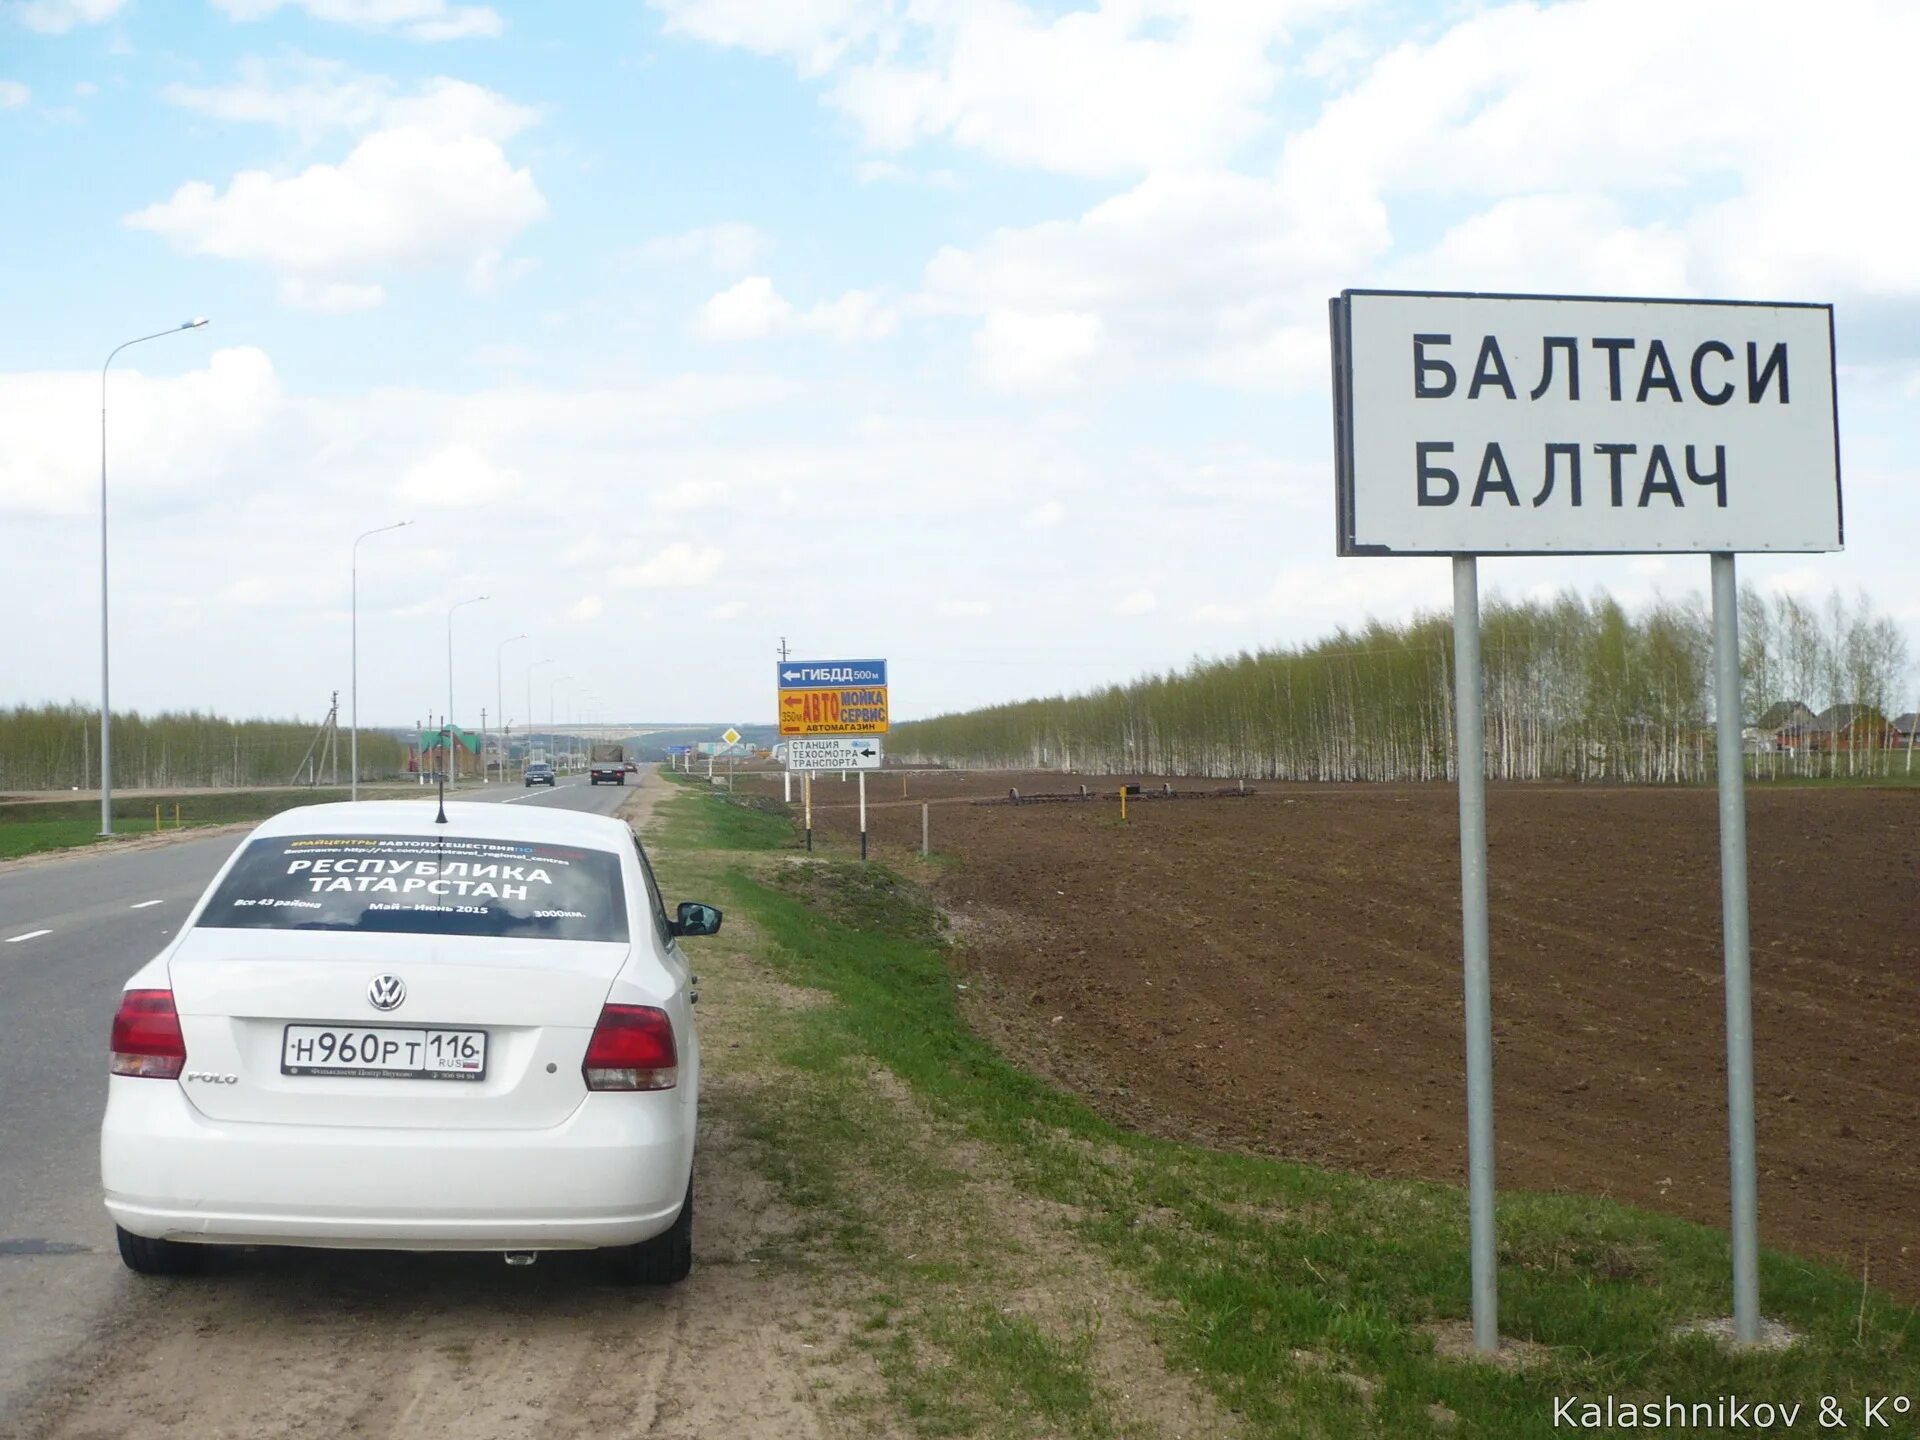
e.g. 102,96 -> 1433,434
742,768 -> 1920,1297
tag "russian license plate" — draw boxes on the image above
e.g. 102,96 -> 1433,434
281,1024 -> 487,1081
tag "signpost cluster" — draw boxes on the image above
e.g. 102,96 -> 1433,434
1331,289 -> 1841,1352
778,658 -> 890,857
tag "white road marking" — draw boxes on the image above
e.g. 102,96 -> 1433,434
130,899 -> 164,910
5,929 -> 52,944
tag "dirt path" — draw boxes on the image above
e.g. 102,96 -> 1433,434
17,779 -> 878,1440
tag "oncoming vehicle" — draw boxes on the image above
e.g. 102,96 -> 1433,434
623,760 -> 638,775
100,801 -> 721,1283
524,761 -> 556,787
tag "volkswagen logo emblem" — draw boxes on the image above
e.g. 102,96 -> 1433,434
366,974 -> 407,1011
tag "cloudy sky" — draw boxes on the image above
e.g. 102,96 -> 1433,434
2,0 -> 1915,730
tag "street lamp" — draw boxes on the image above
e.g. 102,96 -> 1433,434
550,674 -> 570,770
528,658 -> 553,767
350,520 -> 412,801
446,594 -> 489,787
98,317 -> 208,835
495,633 -> 528,783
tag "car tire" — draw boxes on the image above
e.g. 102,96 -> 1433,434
604,1176 -> 692,1285
116,1225 -> 205,1277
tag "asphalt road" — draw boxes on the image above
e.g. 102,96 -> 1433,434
0,772 -> 639,1422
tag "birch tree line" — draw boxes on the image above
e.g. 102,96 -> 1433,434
892,588 -> 1915,784
0,704 -> 409,792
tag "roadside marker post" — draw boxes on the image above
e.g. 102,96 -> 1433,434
1119,787 -> 1127,823
804,773 -> 813,852
859,771 -> 868,862
922,802 -> 929,858
1331,288 -> 1842,1350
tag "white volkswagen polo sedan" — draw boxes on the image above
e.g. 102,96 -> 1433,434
100,801 -> 717,1284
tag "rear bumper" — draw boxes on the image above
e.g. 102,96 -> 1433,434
102,1080 -> 693,1250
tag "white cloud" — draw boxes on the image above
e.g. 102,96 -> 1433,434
694,276 -> 790,341
973,309 -> 1103,389
129,78 -> 545,309
73,81 -> 98,98
210,0 -> 503,42
470,342 -> 536,367
654,0 -> 1345,178
650,0 -> 889,76
652,479 -> 730,510
1114,589 -> 1157,616
280,278 -> 388,312
397,443 -> 522,508
909,0 -> 1920,395
0,347 -> 279,518
567,595 -> 606,622
1191,602 -> 1250,624
12,0 -> 125,34
694,275 -> 896,343
634,223 -> 768,272
163,64 -> 535,144
0,82 -> 29,110
609,542 -> 724,589
1021,500 -> 1065,529
936,599 -> 991,618
710,599 -> 748,620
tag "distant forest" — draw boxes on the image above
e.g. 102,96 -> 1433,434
892,588 -> 1915,784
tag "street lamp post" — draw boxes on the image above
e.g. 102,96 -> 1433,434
350,520 -> 412,802
495,633 -> 528,783
446,595 -> 489,787
551,674 -> 570,770
98,318 -> 208,835
528,658 -> 554,768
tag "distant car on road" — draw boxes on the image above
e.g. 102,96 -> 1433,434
100,800 -> 722,1283
524,761 -> 556,787
623,760 -> 638,774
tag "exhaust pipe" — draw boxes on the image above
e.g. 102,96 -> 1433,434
503,1251 -> 538,1267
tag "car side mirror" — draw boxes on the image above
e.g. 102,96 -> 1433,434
670,902 -> 722,938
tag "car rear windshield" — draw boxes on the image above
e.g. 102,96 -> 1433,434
196,833 -> 629,942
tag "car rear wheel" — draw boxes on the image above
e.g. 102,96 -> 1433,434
116,1225 -> 205,1277
603,1176 -> 692,1285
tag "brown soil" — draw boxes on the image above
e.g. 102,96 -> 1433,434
761,769 -> 1920,1299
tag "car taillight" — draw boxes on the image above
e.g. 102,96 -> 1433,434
583,1004 -> 677,1091
111,989 -> 187,1079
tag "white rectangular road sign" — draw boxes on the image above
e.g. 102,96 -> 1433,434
782,736 -> 883,771
1330,290 -> 1841,555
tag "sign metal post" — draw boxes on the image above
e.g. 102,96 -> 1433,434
1332,287 -> 1841,1352
1452,555 -> 1498,1352
1712,552 -> 1761,1337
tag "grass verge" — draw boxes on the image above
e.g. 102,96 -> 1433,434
650,778 -> 1920,1439
0,785 -> 423,860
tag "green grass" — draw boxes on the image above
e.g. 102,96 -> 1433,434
1748,766 -> 1920,788
0,785 -> 422,860
656,787 -> 1920,1439
0,818 -> 108,859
